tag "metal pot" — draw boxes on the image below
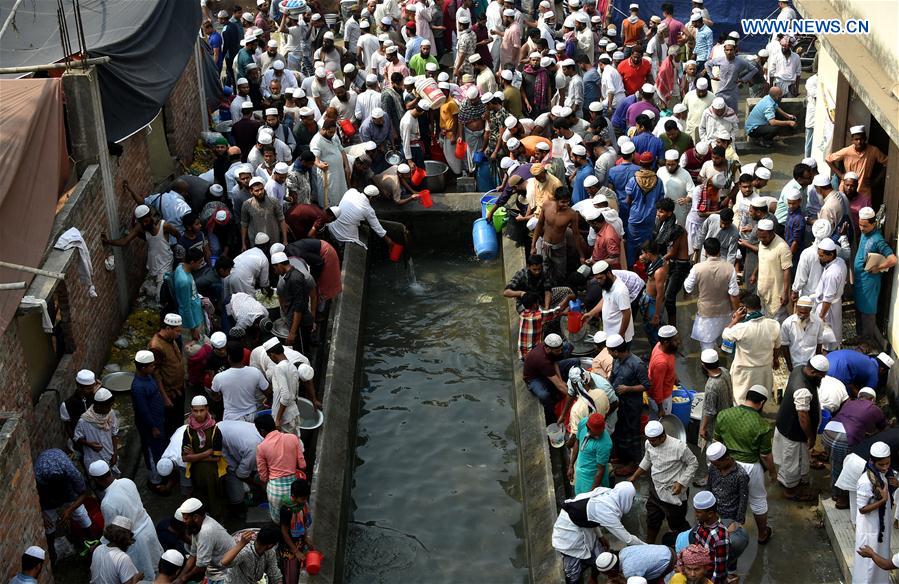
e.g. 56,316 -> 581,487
385,150 -> 404,166
271,318 -> 291,342
424,160 -> 449,192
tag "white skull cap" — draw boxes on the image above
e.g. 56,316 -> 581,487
544,333 -> 563,348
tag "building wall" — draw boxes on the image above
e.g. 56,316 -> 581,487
824,0 -> 899,82
165,51 -> 204,166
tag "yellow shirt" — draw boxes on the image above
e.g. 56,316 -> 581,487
670,575 -> 712,584
757,234 -> 793,315
526,173 -> 563,216
439,98 -> 460,139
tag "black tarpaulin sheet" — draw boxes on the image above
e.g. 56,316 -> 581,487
1,0 -> 202,142
609,0 -> 780,53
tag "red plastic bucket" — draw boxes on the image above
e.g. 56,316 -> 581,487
305,550 -> 323,575
411,166 -> 426,186
419,189 -> 433,208
339,118 -> 356,137
454,139 -> 467,159
567,311 -> 583,334
389,243 -> 404,262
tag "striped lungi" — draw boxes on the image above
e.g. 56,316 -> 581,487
266,475 -> 295,523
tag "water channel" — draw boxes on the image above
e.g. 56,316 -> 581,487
344,246 -> 528,583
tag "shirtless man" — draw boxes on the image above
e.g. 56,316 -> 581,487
102,205 -> 180,300
532,188 -> 588,287
654,198 -> 691,324
640,240 -> 669,345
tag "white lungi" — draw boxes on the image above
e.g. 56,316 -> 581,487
736,460 -> 769,515
773,428 -> 809,488
854,471 -> 893,583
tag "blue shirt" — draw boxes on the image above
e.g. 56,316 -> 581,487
582,67 -> 601,114
571,162 -> 595,204
10,574 -> 38,584
620,544 -> 673,578
208,32 -> 224,68
694,25 -> 713,61
783,208 -> 805,249
607,162 -> 639,219
611,94 -> 637,129
745,95 -> 778,134
131,374 -> 166,434
826,350 -> 879,390
173,265 -> 203,330
625,174 -> 665,231
631,131 -> 664,164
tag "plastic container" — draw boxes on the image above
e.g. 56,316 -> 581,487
491,206 -> 507,232
415,77 -> 447,108
418,189 -> 433,208
818,407 -> 832,434
389,243 -> 404,262
480,194 -> 498,218
472,218 -> 499,260
670,388 -> 695,427
411,166 -> 426,186
546,423 -> 565,448
455,139 -> 467,159
567,299 -> 583,334
305,550 -> 323,575
339,118 -> 356,137
721,338 -> 735,354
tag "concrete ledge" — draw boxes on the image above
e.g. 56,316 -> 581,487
304,233 -> 369,584
501,236 -> 564,583
822,496 -> 899,583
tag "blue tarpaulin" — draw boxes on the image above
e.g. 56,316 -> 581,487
609,0 -> 782,53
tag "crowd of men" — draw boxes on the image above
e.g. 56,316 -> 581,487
9,0 -> 898,582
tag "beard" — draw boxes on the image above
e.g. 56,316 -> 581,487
186,522 -> 202,535
599,278 -> 613,291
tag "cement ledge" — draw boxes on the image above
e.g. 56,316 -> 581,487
501,236 -> 565,583
303,232 -> 369,583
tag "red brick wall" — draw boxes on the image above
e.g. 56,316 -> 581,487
0,416 -> 51,583
165,52 -> 204,166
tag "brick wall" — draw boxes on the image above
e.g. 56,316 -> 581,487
0,415 -> 51,583
164,51 -> 204,166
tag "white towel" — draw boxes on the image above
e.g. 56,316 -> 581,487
20,295 -> 53,332
54,227 -> 97,298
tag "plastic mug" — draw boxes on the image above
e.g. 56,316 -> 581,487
305,550 -> 323,575
389,243 -> 404,262
418,189 -> 433,208
411,166 -> 427,186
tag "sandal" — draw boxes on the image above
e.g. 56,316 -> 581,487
757,526 -> 773,545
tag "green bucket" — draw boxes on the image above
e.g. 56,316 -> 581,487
487,204 -> 508,233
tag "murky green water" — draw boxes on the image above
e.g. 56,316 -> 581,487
344,249 -> 528,583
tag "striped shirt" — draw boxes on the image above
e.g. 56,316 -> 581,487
693,26 -> 713,61
638,436 -> 699,504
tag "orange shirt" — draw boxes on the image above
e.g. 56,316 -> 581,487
826,143 -> 888,195
622,18 -> 646,47
648,343 -> 676,403
256,430 -> 306,481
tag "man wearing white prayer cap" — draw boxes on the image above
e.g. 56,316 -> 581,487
523,332 -> 579,423
853,440 -> 898,582
753,216 -> 792,321
60,369 -> 100,439
813,235 -> 846,350
90,515 -> 143,584
779,294 -> 834,370
721,292 -> 781,404
602,332 -> 648,476
158,549 -> 185,580
90,448 -> 164,581
647,325 -> 679,418
697,348 -> 733,448
698,94 -> 739,148
773,352 -> 828,501
826,122 -> 888,202
176,496 -> 234,583
12,545 -> 47,582
131,348 -> 171,490
853,204 -> 897,343
626,412 -> 698,544
72,383 -> 120,472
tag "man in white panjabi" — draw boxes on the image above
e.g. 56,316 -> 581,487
722,293 -> 781,404
814,237 -> 847,351
854,441 -> 896,584
779,296 -> 835,370
754,218 -> 792,321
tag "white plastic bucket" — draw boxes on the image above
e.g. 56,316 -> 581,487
547,423 -> 565,448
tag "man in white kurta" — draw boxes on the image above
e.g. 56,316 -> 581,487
755,220 -> 792,321
814,238 -> 847,351
780,297 -> 834,369
90,461 -> 164,582
854,441 -> 895,584
722,294 -> 781,404
309,126 -> 350,206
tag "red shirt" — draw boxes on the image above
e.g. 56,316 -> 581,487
617,58 -> 653,97
648,344 -> 676,403
592,221 -> 621,264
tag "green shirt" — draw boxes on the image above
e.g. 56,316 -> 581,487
503,86 -> 524,118
713,405 -> 773,464
661,130 -> 694,156
408,54 -> 438,76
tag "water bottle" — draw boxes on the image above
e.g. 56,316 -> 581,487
721,338 -> 735,354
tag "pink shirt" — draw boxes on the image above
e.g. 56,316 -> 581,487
256,431 -> 306,482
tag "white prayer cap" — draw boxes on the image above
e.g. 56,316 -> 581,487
695,141 -> 710,155
178,497 -> 204,514
620,141 -> 636,154
596,552 -> 618,571
274,162 -> 290,175
593,331 -> 608,344
753,199 -> 770,210
871,441 -> 892,459
641,83 -> 656,94
426,62 -> 439,73
323,31 -> 335,40
438,82 -> 450,89
560,106 -> 574,117
715,129 -> 731,140
468,53 -> 481,64
297,363 -> 315,381
254,232 -> 270,245
271,251 -> 289,264
539,0 -> 551,7
690,11 -> 702,20
592,260 -> 611,274
877,352 -> 895,369
858,387 -> 877,398
859,207 -> 876,220
723,39 -> 736,47
673,103 -> 687,114
589,101 -> 602,112
94,387 -> 113,403
755,167 -> 771,180
154,456 -> 173,477
134,204 -> 151,219
645,420 -> 664,438
236,76 -> 250,86
576,12 -> 589,23
480,92 -> 493,104
24,546 -> 46,561
381,15 -> 393,24
810,354 -> 830,373
555,42 -> 566,51
364,141 -> 377,151
544,333 -> 564,348
135,350 -> 155,364
711,97 -> 725,109
606,42 -> 618,51
360,19 -> 370,27
757,219 -> 775,231
644,110 -> 656,120
701,349 -> 719,364
658,325 -> 677,339
749,384 -> 770,399
844,171 -> 859,181
217,9 -> 229,18
561,59 -> 576,68
571,144 -> 587,157
693,490 -> 717,510
850,125 -> 866,135
813,173 -> 831,187
209,332 -> 227,350
88,460 -> 110,477
812,219 -> 832,239
541,56 -> 555,67
617,136 -> 631,147
606,333 -> 625,348
397,163 -> 411,173
706,441 -> 727,461
110,516 -> 133,531
363,185 -> 380,197
593,194 -> 609,205
581,206 -> 601,221
592,15 -> 603,23
315,67 -> 326,78
273,60 -> 285,71
664,149 -> 679,161
262,337 -> 282,352
786,191 -> 801,202
503,8 -> 515,16
563,15 -> 576,28
757,49 -> 769,57
209,184 -> 224,197
797,295 -> 815,308
386,45 -> 398,54
191,395 -> 208,406
506,138 -> 521,151
332,79 -> 345,89
270,243 -> 285,254
817,238 -> 837,252
530,51 -> 542,60
536,141 -> 551,151
76,369 -> 96,385
584,175 -> 599,187
466,86 -> 480,100
242,11 -> 254,22
257,133 -> 273,145
500,156 -> 515,170
161,549 -> 184,567
501,69 -> 514,81
696,77 -> 709,89
248,177 -> 266,187
264,107 -> 279,117
370,107 -> 386,119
